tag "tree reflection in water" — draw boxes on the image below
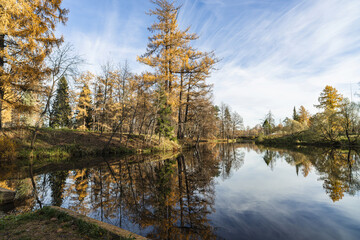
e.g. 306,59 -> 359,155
0,144 -> 359,239
259,146 -> 360,202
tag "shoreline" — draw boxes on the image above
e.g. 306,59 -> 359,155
0,127 -> 181,163
0,206 -> 146,240
254,134 -> 360,150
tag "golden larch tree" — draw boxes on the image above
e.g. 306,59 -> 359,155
316,85 -> 343,112
75,72 -> 94,130
0,0 -> 68,128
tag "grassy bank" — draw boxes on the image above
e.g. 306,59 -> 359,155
255,131 -> 360,149
0,127 -> 180,162
0,206 -> 137,240
0,151 -> 180,182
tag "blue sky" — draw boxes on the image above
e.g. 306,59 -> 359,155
57,0 -> 360,127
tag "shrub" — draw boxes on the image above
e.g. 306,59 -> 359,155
0,136 -> 17,161
257,134 -> 264,143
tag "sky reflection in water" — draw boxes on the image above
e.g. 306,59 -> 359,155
211,147 -> 360,240
1,144 -> 360,239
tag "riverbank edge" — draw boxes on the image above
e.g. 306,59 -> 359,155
0,128 -> 181,162
50,206 -> 147,240
254,134 -> 360,150
0,151 -> 181,183
0,206 -> 146,240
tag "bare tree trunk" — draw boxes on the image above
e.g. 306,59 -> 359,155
103,119 -> 123,151
0,90 -> 3,130
177,73 -> 184,139
0,34 -> 5,129
139,107 -> 148,136
129,101 -> 138,135
144,118 -> 154,144
346,128 -> 351,145
148,117 -> 156,145
100,76 -> 109,136
183,82 -> 192,138
138,114 -> 146,136
31,77 -> 57,149
119,124 -> 123,143
29,161 -> 43,208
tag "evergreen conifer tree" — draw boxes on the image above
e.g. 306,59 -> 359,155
156,88 -> 174,141
293,107 -> 300,121
50,77 -> 71,128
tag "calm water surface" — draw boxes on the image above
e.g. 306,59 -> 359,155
1,144 -> 360,239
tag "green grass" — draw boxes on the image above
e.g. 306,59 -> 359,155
33,128 -> 177,155
255,130 -> 360,149
0,207 -> 135,240
197,138 -> 237,143
0,127 -> 181,173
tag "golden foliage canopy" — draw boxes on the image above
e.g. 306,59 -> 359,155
0,0 -> 68,114
315,85 -> 343,112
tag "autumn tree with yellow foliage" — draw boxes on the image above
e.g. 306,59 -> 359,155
298,105 -> 310,125
311,86 -> 345,142
315,85 -> 344,111
0,0 -> 68,129
75,83 -> 93,130
138,0 -> 217,141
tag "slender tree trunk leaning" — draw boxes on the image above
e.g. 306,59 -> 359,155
103,119 -> 123,151
148,117 -> 156,145
30,77 -> 57,149
144,118 -> 153,144
29,162 -> 42,208
346,129 -> 351,145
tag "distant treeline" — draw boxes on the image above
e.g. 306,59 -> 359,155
246,85 -> 360,145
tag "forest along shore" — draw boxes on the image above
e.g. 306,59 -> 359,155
253,131 -> 360,149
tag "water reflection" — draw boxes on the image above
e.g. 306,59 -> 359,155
1,144 -> 360,239
256,146 -> 360,202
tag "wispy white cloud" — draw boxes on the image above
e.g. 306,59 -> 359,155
59,0 -> 152,73
177,0 -> 360,126
58,0 -> 360,126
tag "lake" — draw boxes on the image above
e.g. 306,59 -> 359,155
1,144 -> 360,239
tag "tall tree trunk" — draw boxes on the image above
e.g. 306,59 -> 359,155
30,75 -> 57,149
144,118 -> 154,144
183,82 -> 192,138
0,34 -> 5,129
148,117 -> 156,145
177,73 -> 184,139
0,89 -> 3,130
129,101 -> 138,135
138,100 -> 147,135
100,78 -> 109,136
